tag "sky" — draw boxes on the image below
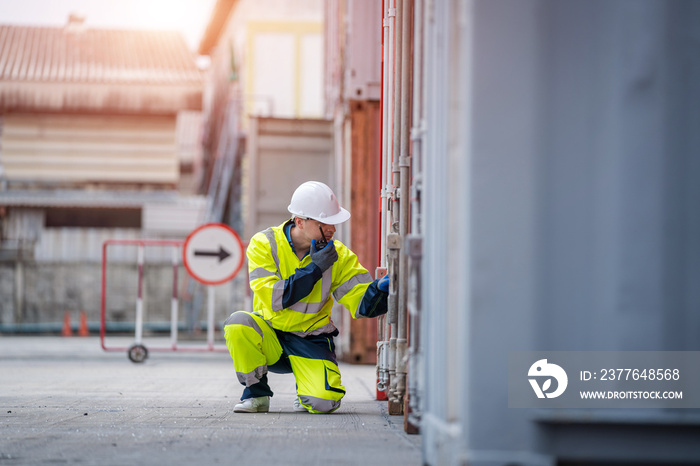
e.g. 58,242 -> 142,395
0,0 -> 218,52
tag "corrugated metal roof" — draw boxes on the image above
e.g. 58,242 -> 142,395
0,24 -> 202,85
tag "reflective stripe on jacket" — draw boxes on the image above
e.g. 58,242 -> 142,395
247,221 -> 374,335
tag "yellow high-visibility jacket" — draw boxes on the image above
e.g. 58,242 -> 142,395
247,220 -> 382,335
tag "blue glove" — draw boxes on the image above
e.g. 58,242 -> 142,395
310,239 -> 337,272
377,275 -> 389,292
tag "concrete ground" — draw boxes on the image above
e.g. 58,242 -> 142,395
0,336 -> 421,466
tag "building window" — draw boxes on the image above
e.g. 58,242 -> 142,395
45,208 -> 142,228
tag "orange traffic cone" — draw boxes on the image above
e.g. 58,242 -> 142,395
62,311 -> 73,337
78,311 -> 89,337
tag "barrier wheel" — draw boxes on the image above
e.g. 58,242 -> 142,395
128,344 -> 148,363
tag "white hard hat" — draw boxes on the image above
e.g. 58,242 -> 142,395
288,181 -> 351,225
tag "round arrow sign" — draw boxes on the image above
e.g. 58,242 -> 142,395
183,223 -> 244,285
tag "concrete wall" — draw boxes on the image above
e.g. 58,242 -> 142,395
0,260 -> 248,333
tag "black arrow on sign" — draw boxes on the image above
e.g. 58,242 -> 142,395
194,246 -> 231,262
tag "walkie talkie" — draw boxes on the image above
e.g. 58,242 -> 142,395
316,225 -> 328,250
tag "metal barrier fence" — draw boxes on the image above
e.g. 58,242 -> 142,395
100,238 -> 227,362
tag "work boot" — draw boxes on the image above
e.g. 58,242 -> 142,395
234,396 -> 270,413
293,397 -> 308,413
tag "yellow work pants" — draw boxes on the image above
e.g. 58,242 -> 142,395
223,311 -> 345,413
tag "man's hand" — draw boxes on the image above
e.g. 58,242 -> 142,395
310,239 -> 338,272
377,275 -> 389,292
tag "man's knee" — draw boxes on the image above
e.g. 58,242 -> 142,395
224,311 -> 263,337
224,311 -> 253,327
298,395 -> 342,414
